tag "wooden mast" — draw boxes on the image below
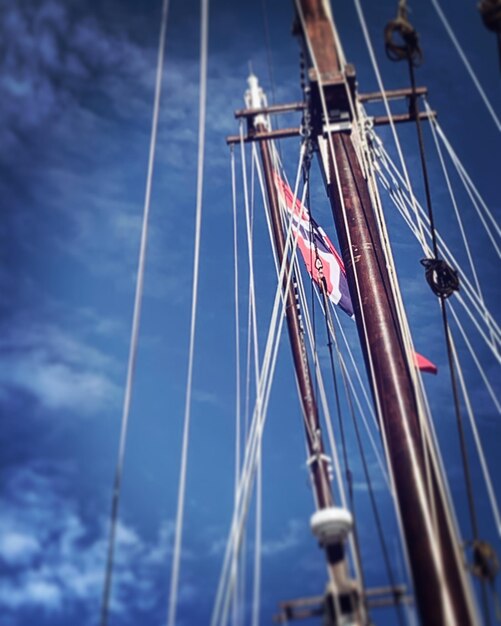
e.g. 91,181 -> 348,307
244,72 -> 366,625
294,1 -> 479,625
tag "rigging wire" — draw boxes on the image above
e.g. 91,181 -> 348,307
166,0 -> 208,623
384,12 -> 493,616
371,133 -> 501,359
352,0 -> 426,250
424,97 -> 497,350
368,134 -> 501,531
230,147 -> 242,626
211,142 -> 308,626
295,0 -> 419,599
317,281 -> 368,614
323,282 -> 407,626
432,119 -> 501,260
429,0 -> 501,132
99,1 -> 170,623
371,139 -> 501,532
431,121 -> 501,243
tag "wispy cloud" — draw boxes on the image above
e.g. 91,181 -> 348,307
0,320 -> 121,416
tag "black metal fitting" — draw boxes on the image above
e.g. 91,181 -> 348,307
421,258 -> 460,298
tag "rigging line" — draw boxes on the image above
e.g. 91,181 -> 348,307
99,1 -> 170,624
424,98 -> 498,357
331,306 -> 378,433
251,449 -> 262,626
239,140 -> 258,625
166,0 -> 208,624
449,303 -> 501,415
411,68 -> 490,613
433,121 -> 500,240
429,0 -> 501,132
295,0 -> 392,499
317,280 -> 367,601
212,143 -> 308,626
254,145 -> 332,477
212,308 -> 282,626
359,116 -> 439,525
244,141 -> 263,626
449,330 -> 501,537
450,150 -> 501,260
293,249 -> 349,508
295,0 -> 445,597
261,0 -> 278,107
445,328 -> 494,626
326,286 -> 407,626
230,147 -> 242,626
238,123 -> 260,625
240,123 -> 263,390
295,10 -> 420,602
219,267 -> 299,626
352,0 -> 426,249
382,173 -> 501,361
374,124 -> 501,263
293,251 -> 363,586
372,138 -> 501,349
379,159 -> 501,359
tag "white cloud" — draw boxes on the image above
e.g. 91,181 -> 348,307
0,321 -> 121,416
0,465 -> 178,618
0,532 -> 40,565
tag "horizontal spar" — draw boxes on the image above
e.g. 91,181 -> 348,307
226,127 -> 301,144
373,110 -> 437,126
358,85 -> 428,102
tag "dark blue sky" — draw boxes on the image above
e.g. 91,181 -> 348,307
0,1 -> 499,625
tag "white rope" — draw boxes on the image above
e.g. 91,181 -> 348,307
434,122 -> 500,240
166,0 -> 208,623
425,98 -> 497,352
429,0 -> 501,132
211,143 -> 307,626
449,304 -> 501,414
432,119 -> 501,257
359,110 -> 440,528
251,451 -> 262,626
330,307 -> 391,491
372,133 -> 501,357
449,330 -> 501,536
371,131 -> 501,538
383,177 -> 501,361
100,2 -> 170,623
230,148 -> 241,626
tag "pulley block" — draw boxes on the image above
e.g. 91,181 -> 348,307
421,258 -> 460,299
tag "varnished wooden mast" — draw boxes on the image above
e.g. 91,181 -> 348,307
254,116 -> 365,624
295,1 -> 478,624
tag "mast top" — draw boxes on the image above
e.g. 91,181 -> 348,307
245,73 -> 268,128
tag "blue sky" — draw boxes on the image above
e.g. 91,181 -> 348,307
1,1 -> 500,625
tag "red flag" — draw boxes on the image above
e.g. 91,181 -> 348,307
415,352 -> 438,375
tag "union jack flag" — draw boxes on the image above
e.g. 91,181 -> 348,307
274,172 -> 354,319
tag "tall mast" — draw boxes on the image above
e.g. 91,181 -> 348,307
294,1 -> 478,625
245,75 -> 365,625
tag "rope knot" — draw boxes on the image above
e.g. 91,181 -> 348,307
420,258 -> 459,299
472,540 -> 500,582
384,0 -> 423,66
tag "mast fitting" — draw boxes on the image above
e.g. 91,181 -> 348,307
310,507 -> 354,546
